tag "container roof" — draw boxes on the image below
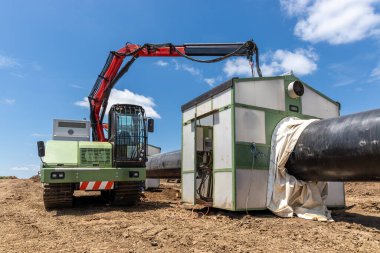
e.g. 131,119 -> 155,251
181,78 -> 234,112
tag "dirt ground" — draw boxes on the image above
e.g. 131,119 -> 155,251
0,179 -> 379,252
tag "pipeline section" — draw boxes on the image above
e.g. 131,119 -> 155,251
286,109 -> 380,181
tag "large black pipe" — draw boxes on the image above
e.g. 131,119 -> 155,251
286,109 -> 380,182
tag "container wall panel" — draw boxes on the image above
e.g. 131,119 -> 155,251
236,169 -> 268,210
301,86 -> 339,119
182,123 -> 195,172
235,80 -> 285,111
183,107 -> 196,123
182,173 -> 195,204
196,99 -> 212,117
325,182 -> 345,208
235,108 -> 266,144
212,88 -> 231,110
214,172 -> 233,209
213,109 -> 232,170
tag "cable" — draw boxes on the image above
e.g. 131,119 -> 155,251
39,157 -> 46,167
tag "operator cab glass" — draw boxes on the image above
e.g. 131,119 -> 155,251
108,104 -> 147,167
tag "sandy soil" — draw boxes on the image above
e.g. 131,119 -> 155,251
0,179 -> 379,252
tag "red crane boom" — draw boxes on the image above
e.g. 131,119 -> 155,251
88,40 -> 262,142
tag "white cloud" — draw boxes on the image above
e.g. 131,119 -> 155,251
368,62 -> 380,83
155,60 -> 169,67
70,84 -> 84,89
223,58 -> 253,77
157,59 -> 217,87
370,64 -> 380,81
75,88 -> 160,119
172,59 -> 218,86
172,59 -> 180,70
171,60 -> 202,77
11,166 -> 31,171
332,79 -> 355,87
203,76 -> 223,87
282,0 -> 380,44
204,78 -> 216,86
2,98 -> 15,105
265,48 -> 318,76
0,54 -> 21,69
280,0 -> 312,15
75,98 -> 88,108
224,48 -> 318,77
10,164 -> 39,171
182,64 -> 201,76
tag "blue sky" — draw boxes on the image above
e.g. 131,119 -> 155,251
1,0 -> 380,178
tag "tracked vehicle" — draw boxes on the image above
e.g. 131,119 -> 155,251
38,104 -> 154,208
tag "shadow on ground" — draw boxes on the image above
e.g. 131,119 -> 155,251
53,194 -> 171,217
333,209 -> 380,230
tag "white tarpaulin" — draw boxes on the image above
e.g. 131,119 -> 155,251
266,117 -> 333,221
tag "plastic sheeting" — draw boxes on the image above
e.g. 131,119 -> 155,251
266,117 -> 333,221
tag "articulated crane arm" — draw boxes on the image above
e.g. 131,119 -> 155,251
88,40 -> 262,142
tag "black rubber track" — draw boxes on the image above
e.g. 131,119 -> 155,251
43,183 -> 74,209
111,181 -> 142,206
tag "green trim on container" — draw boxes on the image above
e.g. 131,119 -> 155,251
235,143 -> 270,170
182,105 -> 232,127
195,110 -> 215,122
233,103 -> 316,145
213,168 -> 233,173
301,80 -> 340,105
234,103 -> 285,114
231,81 -> 237,211
234,75 -> 286,83
264,111 -> 288,145
218,104 -> 232,112
234,74 -> 340,106
283,76 -> 303,115
182,170 -> 195,174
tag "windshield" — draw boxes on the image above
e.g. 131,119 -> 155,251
115,113 -> 146,161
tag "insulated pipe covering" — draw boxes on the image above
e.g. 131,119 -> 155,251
146,150 -> 181,179
286,109 -> 380,181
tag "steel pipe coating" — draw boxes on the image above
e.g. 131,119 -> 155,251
286,109 -> 380,181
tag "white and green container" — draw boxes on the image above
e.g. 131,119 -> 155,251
181,75 -> 345,211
